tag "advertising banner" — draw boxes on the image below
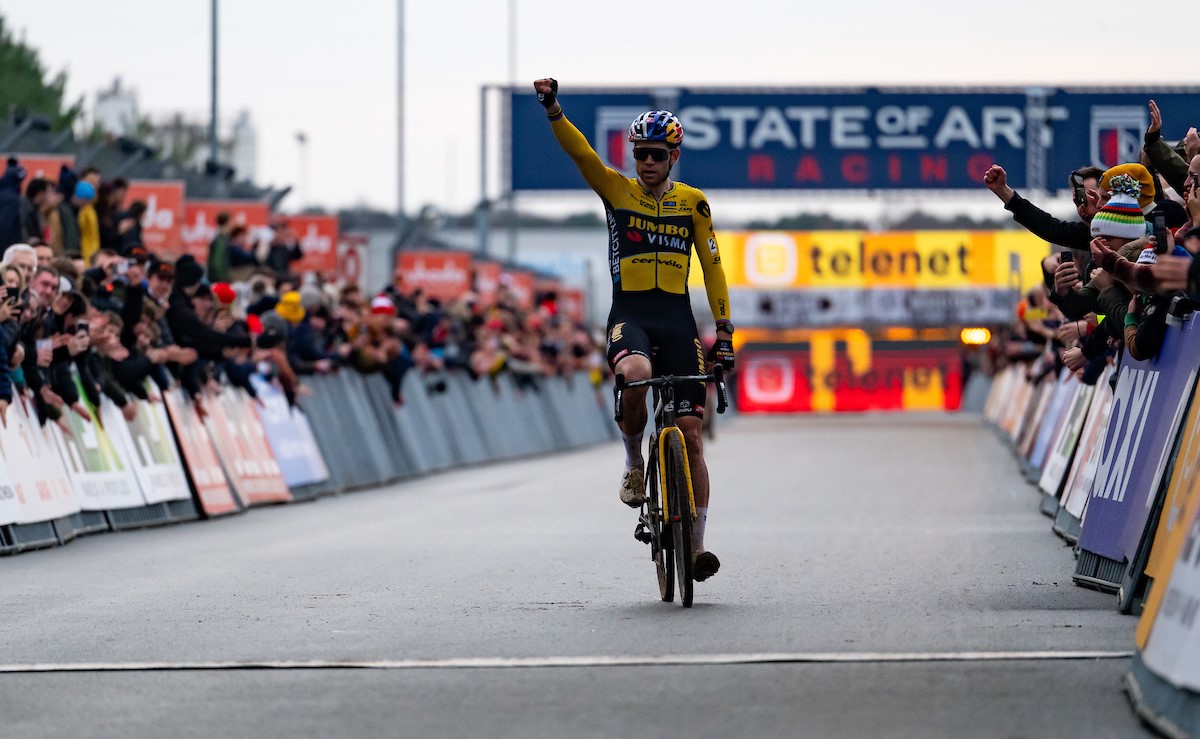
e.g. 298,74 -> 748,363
0,455 -> 20,526
1136,376 -> 1200,649
502,269 -> 536,310
1045,90 -> 1200,179
984,365 -> 1018,424
163,388 -> 238,516
201,388 -> 291,506
0,398 -> 78,523
51,383 -> 144,511
1039,378 -> 1097,496
689,230 -> 1046,328
286,215 -> 339,276
1078,317 -> 1200,565
249,376 -> 329,488
124,181 -> 185,256
1062,372 -> 1116,519
1029,371 -> 1079,473
1141,501 -> 1200,691
474,261 -> 503,305
737,334 -> 962,413
338,233 -> 368,291
558,288 -> 586,323
702,231 -> 1045,291
8,153 -> 75,191
104,386 -> 191,505
396,250 -> 473,301
181,200 -> 270,261
1016,377 -> 1056,461
999,377 -> 1033,437
509,87 -> 1200,192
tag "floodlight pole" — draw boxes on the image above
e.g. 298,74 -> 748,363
506,0 -> 518,262
397,0 -> 406,245
209,0 -> 219,165
478,85 -> 490,257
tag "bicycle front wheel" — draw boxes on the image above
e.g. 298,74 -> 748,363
665,431 -> 693,607
647,447 -> 673,603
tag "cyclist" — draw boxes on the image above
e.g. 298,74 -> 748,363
533,78 -> 734,582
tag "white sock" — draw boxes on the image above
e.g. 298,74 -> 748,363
693,507 -> 708,553
622,431 -> 643,469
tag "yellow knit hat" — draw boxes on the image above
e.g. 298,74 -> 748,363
1101,163 -> 1156,211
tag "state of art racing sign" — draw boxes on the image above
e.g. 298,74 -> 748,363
508,87 -> 1200,192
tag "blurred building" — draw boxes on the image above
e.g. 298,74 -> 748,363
90,78 -> 258,179
93,78 -> 139,137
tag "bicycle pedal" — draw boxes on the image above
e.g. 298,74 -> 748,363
634,522 -> 652,544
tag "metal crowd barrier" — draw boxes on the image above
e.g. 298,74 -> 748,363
980,308 -> 1200,737
0,369 -> 616,560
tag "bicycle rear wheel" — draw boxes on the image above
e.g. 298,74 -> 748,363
647,444 -> 673,602
665,432 -> 693,607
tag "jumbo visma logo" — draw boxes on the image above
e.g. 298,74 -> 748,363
625,216 -> 692,252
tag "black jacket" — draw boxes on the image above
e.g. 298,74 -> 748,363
0,163 -> 24,249
165,287 -> 252,361
1005,192 -> 1091,250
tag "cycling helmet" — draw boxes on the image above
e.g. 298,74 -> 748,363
628,110 -> 684,148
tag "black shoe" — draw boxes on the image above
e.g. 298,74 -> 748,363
693,551 -> 720,582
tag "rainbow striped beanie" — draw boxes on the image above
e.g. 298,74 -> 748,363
1091,174 -> 1147,240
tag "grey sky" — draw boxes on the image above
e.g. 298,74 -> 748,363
4,1 -> 1185,216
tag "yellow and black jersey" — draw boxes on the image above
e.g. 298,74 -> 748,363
549,112 -> 730,323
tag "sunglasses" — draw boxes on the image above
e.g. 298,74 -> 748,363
632,147 -> 671,162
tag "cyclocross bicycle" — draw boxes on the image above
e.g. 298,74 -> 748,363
614,364 -> 728,608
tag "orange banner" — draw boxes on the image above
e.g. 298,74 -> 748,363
338,233 -> 368,290
124,181 -> 185,257
474,261 -> 503,306
558,288 -> 585,323
502,269 -> 536,310
396,250 -> 473,301
182,200 -> 270,261
7,154 -> 74,191
286,215 -> 339,276
162,388 -> 239,516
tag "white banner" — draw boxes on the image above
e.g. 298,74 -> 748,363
1039,377 -> 1093,496
1061,368 -> 1115,520
1142,503 -> 1200,690
104,387 -> 191,505
1000,374 -> 1034,437
52,393 -> 144,511
0,398 -> 79,523
0,444 -> 23,526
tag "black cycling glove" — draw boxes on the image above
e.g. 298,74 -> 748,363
537,79 -> 558,110
708,338 -> 735,372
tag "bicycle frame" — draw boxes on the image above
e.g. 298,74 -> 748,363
614,366 -> 728,524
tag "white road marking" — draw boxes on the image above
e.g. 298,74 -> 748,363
0,651 -> 1133,674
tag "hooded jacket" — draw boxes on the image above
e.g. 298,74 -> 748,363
0,162 -> 25,249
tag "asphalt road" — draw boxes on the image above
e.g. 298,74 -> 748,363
0,414 -> 1150,738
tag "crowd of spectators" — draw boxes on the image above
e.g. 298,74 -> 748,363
0,159 -> 605,433
983,98 -> 1200,386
